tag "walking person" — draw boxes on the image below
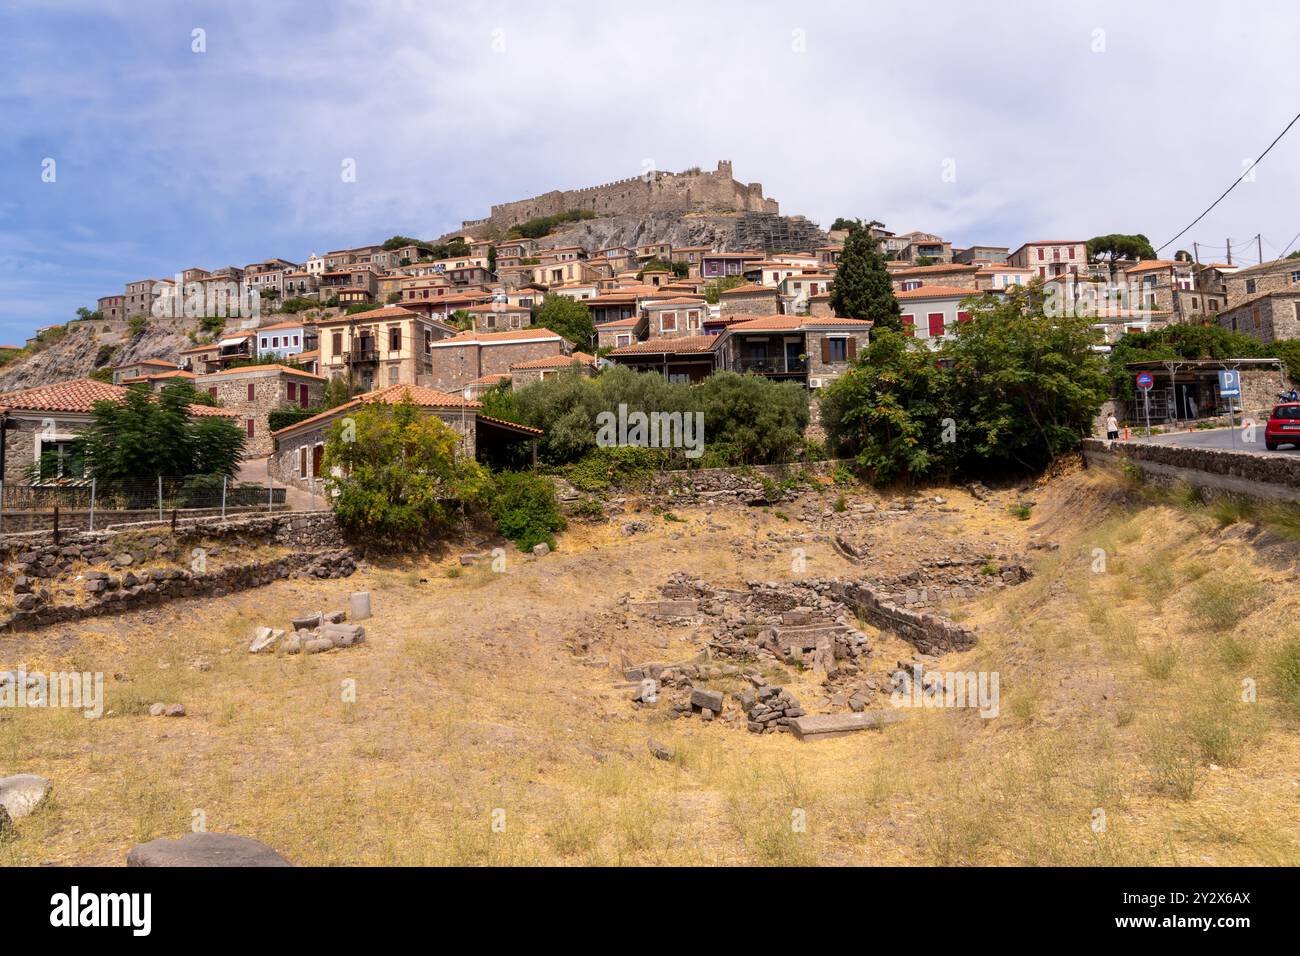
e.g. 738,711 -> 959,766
1106,413 -> 1120,441
1186,393 -> 1198,421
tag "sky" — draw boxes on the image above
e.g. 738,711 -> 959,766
1,0 -> 1298,338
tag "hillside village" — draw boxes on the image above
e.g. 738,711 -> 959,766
4,159 -> 1299,495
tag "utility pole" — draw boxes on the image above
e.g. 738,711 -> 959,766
1193,242 -> 1200,264
1226,238 -> 1232,265
1258,233 -> 1264,265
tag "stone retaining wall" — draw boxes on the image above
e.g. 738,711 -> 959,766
830,580 -> 977,655
1082,438 -> 1300,502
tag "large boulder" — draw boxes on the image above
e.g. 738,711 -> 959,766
127,832 -> 292,867
0,774 -> 51,820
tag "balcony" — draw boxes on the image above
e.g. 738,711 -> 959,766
737,355 -> 807,375
343,347 -> 378,364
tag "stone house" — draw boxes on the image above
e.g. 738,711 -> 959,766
891,263 -> 980,292
508,351 -> 598,386
973,266 -> 1033,291
953,245 -> 1009,265
1008,240 -> 1086,279
268,383 -> 541,493
426,327 -> 572,392
596,317 -> 643,350
195,364 -> 328,457
0,378 -> 235,485
713,315 -> 871,388
316,306 -> 460,392
897,236 -> 952,263
816,245 -> 844,270
700,252 -> 762,280
1216,290 -> 1300,344
642,297 -> 707,338
120,370 -> 197,392
97,294 -> 126,322
607,336 -> 723,384
463,302 -> 533,333
124,278 -> 169,318
1224,258 -> 1300,304
718,283 -> 780,316
111,358 -> 181,384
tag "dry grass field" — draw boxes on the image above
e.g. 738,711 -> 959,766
3,464 -> 1299,866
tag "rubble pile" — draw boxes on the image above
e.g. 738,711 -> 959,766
248,592 -> 370,655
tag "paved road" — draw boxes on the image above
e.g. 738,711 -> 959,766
1139,426 -> 1300,456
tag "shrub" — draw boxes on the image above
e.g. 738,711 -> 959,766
267,405 -> 322,432
564,445 -> 663,492
489,471 -> 566,551
1189,571 -> 1260,631
127,315 -> 148,337
1270,636 -> 1300,716
324,399 -> 490,547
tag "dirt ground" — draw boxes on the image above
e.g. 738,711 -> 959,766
3,465 -> 1299,866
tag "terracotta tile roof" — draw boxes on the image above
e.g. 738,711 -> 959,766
477,414 -> 543,437
200,363 -> 326,380
509,351 -> 596,371
1123,260 -> 1182,274
465,302 -> 530,313
609,336 -> 721,355
255,320 -> 310,331
0,378 -> 234,417
643,296 -> 707,307
596,318 -> 640,329
271,383 -> 480,438
719,283 -> 777,296
466,372 -> 512,387
439,327 -> 566,345
314,306 -> 423,325
726,315 -> 873,332
895,285 -> 983,300
121,370 -> 196,383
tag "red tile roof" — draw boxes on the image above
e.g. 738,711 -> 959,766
895,285 -> 983,300
609,336 -> 721,355
0,378 -> 234,416
726,315 -> 873,332
509,351 -> 596,371
271,383 -> 479,438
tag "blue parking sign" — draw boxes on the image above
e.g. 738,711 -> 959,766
1218,369 -> 1241,397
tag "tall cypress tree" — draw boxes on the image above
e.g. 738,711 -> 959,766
830,221 -> 902,333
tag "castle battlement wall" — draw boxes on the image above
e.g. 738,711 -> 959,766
461,161 -> 778,234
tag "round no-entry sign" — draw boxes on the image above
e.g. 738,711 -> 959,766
1136,372 -> 1154,390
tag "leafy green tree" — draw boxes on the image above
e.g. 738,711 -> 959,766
488,471 -> 566,551
75,306 -> 103,322
702,275 -> 747,303
949,290 -> 1109,472
830,217 -> 862,233
1086,234 -> 1158,274
830,222 -> 902,331
532,295 -> 593,349
819,330 -> 953,484
323,399 -> 490,546
78,381 -> 245,481
694,372 -> 809,465
322,375 -> 355,408
1108,324 -> 1271,398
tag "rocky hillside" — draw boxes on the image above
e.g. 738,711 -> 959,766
0,316 -> 206,392
530,210 -> 828,255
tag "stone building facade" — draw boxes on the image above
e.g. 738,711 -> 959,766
426,328 -> 571,392
1217,291 -> 1300,344
196,364 -> 327,457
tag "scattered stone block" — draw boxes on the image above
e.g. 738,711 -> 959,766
0,774 -> 51,820
532,542 -> 551,557
349,591 -> 371,621
149,703 -> 165,717
320,623 -> 365,647
249,627 -> 284,654
646,738 -> 675,761
127,832 -> 292,867
788,710 -> 906,742
291,612 -> 322,631
689,687 -> 724,712
303,637 -> 334,654
164,704 -> 186,718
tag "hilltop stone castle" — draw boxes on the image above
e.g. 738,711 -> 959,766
460,160 -> 778,235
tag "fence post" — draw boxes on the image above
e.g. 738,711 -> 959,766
53,504 -> 60,544
0,478 -> 5,535
221,475 -> 227,520
267,477 -> 273,513
89,478 -> 96,532
157,475 -> 163,522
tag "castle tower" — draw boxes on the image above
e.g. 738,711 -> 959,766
716,159 -> 733,179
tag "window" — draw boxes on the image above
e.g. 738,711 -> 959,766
661,312 -> 677,332
928,312 -> 945,337
1037,248 -> 1044,261
1246,279 -> 1257,294
388,366 -> 399,385
37,439 -> 84,481
332,332 -> 343,354
208,386 -> 217,399
901,314 -> 915,337
287,382 -> 297,402
389,327 -> 401,351
292,335 -> 299,346
902,280 -> 921,292
246,419 -> 255,438
1253,307 -> 1261,329
825,337 -> 847,362
616,334 -> 631,346
312,444 -> 323,478
687,310 -> 700,329
299,445 -> 308,479
272,337 -> 280,348
247,383 -> 255,401
260,338 -> 268,349
957,310 -> 971,323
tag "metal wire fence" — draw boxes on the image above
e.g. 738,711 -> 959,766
0,474 -> 325,534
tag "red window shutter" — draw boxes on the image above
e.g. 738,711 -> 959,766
901,314 -> 915,337
1037,248 -> 1044,260
957,311 -> 971,323
299,446 -> 307,478
208,387 -> 217,399
312,445 -> 323,477
928,313 -> 944,337
846,337 -> 857,359
821,338 -> 831,363
287,382 -> 296,402
245,419 -> 255,438
301,387 -> 310,409
247,383 -> 255,401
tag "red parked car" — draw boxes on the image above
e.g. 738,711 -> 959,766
1264,403 -> 1300,450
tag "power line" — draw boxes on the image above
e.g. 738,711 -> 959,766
1156,109 -> 1300,253
1279,227 -> 1300,259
